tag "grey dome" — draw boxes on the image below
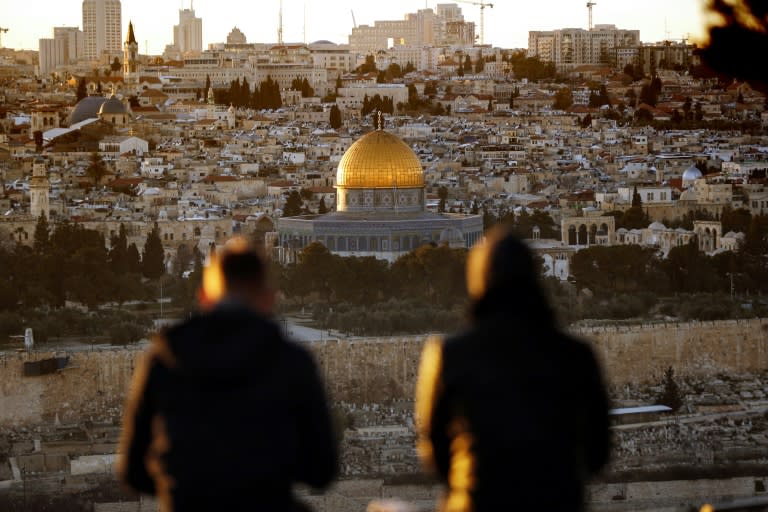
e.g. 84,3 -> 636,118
67,96 -> 108,125
98,96 -> 127,115
682,165 -> 703,181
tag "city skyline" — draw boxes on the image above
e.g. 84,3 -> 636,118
1,0 -> 709,55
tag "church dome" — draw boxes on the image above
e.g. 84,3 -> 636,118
68,96 -> 108,125
336,130 -> 424,189
98,95 -> 127,115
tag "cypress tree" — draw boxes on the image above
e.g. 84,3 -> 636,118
126,243 -> 142,274
33,214 -> 50,255
76,78 -> 88,102
109,223 -> 129,274
142,224 -> 165,279
329,104 -> 342,129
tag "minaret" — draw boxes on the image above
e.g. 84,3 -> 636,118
123,21 -> 139,86
207,86 -> 216,119
30,157 -> 50,219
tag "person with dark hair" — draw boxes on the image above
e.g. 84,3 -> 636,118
118,239 -> 338,511
415,225 -> 610,512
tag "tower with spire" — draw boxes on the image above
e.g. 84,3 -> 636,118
123,21 -> 138,86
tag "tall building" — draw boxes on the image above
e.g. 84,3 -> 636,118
53,27 -> 85,64
436,3 -> 475,45
38,39 -> 59,76
349,4 -> 474,54
174,5 -> 203,55
38,27 -> 84,76
82,0 -> 122,61
527,31 -> 555,62
528,25 -> 640,69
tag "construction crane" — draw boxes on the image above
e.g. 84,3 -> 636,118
0,28 -> 8,48
587,2 -> 597,30
454,0 -> 494,45
351,10 -> 357,29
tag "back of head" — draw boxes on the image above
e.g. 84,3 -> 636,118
198,237 -> 274,314
221,247 -> 266,295
466,225 -> 553,324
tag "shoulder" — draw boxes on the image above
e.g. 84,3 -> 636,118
141,332 -> 177,370
440,324 -> 492,364
558,331 -> 599,362
281,338 -> 318,367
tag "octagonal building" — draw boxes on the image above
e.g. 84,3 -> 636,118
276,127 -> 483,263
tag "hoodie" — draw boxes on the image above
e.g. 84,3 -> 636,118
118,304 -> 338,511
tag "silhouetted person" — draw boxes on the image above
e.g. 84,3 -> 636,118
118,242 -> 337,511
415,226 -> 610,512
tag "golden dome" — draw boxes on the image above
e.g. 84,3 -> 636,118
336,130 -> 424,189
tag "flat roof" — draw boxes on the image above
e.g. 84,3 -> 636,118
609,405 -> 673,416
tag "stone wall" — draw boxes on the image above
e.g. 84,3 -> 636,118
1,319 -> 767,428
579,318 -> 768,387
0,348 -> 141,428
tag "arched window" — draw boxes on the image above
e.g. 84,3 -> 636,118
578,225 -> 588,245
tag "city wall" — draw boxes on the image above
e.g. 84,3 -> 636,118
1,318 -> 767,428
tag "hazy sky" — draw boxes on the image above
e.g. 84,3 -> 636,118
0,0 -> 713,54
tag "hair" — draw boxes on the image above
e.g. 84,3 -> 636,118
220,248 -> 266,293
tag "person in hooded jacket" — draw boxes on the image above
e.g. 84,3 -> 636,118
118,242 -> 338,512
415,225 -> 610,512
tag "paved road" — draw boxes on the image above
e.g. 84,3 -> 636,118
280,317 -> 345,342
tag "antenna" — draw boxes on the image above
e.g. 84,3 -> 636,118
303,3 -> 306,44
278,0 -> 284,45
